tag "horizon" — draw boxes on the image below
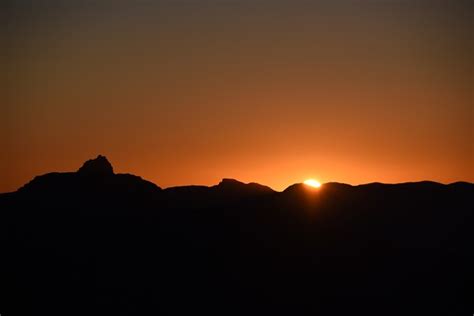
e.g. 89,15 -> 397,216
2,154 -> 472,194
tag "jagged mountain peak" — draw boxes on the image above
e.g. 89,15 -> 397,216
77,155 -> 114,176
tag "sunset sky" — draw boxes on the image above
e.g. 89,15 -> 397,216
3,0 -> 473,192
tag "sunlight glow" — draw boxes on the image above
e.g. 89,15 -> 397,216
304,179 -> 322,188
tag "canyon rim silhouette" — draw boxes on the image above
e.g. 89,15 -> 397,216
1,156 -> 473,315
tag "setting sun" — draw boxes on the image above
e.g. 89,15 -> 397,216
304,179 -> 322,188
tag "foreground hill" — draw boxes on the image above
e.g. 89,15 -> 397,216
1,156 -> 473,315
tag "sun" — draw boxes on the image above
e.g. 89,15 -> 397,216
304,179 -> 322,188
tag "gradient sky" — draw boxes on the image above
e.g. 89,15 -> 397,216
2,0 -> 473,192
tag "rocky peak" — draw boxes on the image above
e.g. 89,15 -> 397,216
218,178 -> 244,186
77,155 -> 114,176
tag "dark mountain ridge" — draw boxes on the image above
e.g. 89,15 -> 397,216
1,156 -> 473,315
18,155 -> 161,194
11,155 -> 472,202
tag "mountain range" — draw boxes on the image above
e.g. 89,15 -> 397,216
1,155 -> 473,315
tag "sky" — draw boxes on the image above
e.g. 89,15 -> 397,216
2,0 -> 473,192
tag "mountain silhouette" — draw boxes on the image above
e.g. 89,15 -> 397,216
77,154 -> 114,175
1,156 -> 473,315
16,156 -> 161,206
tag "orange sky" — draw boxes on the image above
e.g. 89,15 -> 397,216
2,1 -> 473,192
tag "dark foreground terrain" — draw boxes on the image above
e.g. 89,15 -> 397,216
1,156 -> 473,315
